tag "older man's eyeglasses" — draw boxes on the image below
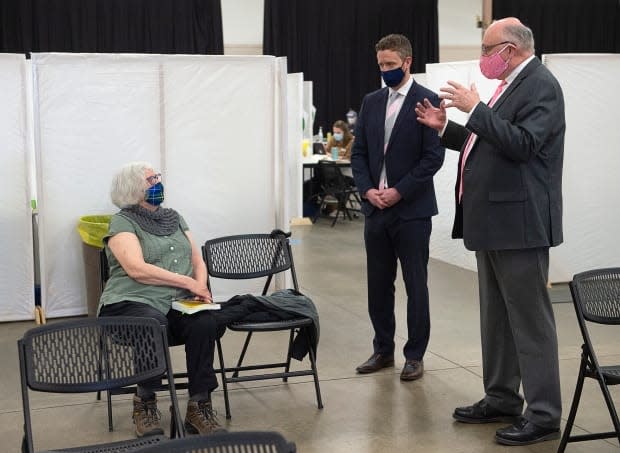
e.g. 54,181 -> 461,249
481,41 -> 512,55
146,173 -> 161,185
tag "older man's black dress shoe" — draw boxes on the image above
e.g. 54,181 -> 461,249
495,418 -> 560,446
453,399 -> 520,424
356,353 -> 394,374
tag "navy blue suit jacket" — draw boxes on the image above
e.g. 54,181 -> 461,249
351,78 -> 445,219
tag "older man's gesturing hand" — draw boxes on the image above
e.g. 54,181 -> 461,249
415,98 -> 447,132
439,80 -> 480,113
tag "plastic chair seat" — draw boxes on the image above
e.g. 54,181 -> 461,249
227,317 -> 313,332
585,365 -> 620,385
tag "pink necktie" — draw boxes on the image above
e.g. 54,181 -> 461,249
379,92 -> 403,189
458,80 -> 507,201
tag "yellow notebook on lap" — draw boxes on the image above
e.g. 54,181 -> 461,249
172,299 -> 221,314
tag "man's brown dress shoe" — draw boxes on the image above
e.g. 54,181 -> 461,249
356,353 -> 394,374
400,359 -> 424,381
453,399 -> 521,424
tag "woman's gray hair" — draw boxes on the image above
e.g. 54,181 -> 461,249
504,23 -> 535,54
110,161 -> 153,208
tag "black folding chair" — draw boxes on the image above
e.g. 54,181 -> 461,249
18,316 -> 184,453
138,431 -> 296,453
98,250 -> 192,433
312,160 -> 360,227
202,230 -> 323,419
558,268 -> 620,452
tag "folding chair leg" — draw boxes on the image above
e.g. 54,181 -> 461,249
106,389 -> 114,432
596,374 -> 620,445
21,431 -> 28,453
232,332 -> 253,379
330,210 -> 339,227
304,329 -> 323,410
283,329 -> 295,383
312,199 -> 326,224
216,338 -> 232,420
341,199 -> 352,220
557,356 -> 587,453
169,412 -> 176,439
311,202 -> 321,223
169,405 -> 183,439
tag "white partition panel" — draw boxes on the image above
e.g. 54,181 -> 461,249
287,73 -> 304,221
544,54 -> 620,282
33,54 -> 162,317
274,57 -> 289,232
34,54 -> 284,312
426,56 -> 620,283
0,55 -> 35,321
412,72 -> 427,87
162,55 -> 280,300
425,61 -> 497,273
274,58 -> 292,290
303,81 -> 313,143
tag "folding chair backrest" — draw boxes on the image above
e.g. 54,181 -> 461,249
203,230 -> 298,293
316,160 -> 346,192
100,248 -> 110,292
19,316 -> 180,453
20,316 -> 168,393
138,431 -> 296,453
570,268 -> 620,325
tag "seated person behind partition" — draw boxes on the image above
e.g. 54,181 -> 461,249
325,120 -> 354,160
98,161 -> 225,438
324,120 -> 356,190
346,108 -> 358,136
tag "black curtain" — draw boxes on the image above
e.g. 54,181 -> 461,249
264,0 -> 439,134
493,0 -> 620,57
0,0 -> 223,54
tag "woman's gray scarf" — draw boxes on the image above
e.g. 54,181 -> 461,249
120,205 -> 180,236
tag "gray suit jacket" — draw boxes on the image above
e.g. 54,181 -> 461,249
441,58 -> 565,251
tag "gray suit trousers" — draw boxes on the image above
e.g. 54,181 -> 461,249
476,247 -> 561,429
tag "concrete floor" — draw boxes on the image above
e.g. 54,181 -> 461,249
2,217 -> 619,452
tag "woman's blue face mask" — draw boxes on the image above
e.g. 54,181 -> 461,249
145,182 -> 164,206
333,132 -> 344,141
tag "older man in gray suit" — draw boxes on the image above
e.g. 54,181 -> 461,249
416,17 -> 564,446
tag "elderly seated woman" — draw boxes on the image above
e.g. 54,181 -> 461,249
98,161 -> 224,438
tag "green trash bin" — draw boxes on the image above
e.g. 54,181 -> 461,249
77,215 -> 112,317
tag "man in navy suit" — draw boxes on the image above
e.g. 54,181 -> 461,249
351,34 -> 445,382
416,18 -> 564,446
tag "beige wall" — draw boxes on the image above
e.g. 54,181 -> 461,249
223,44 -> 262,56
440,45 -> 480,62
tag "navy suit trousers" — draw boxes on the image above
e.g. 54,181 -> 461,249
364,208 -> 431,360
